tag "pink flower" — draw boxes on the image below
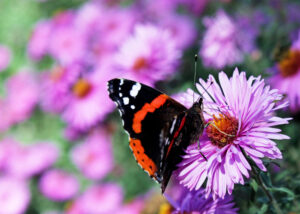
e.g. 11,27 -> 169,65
40,64 -> 81,113
5,142 -> 59,178
62,66 -> 115,130
71,129 -> 113,179
268,30 -> 300,112
0,71 -> 38,131
160,14 -> 197,50
66,183 -> 123,214
115,24 -> 181,85
200,10 -> 243,69
0,177 -> 30,214
28,20 -> 52,60
49,26 -> 86,65
117,199 -> 144,214
39,169 -> 79,201
177,68 -> 290,199
0,139 -> 19,170
0,45 -> 11,72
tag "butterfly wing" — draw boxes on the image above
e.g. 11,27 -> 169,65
107,78 -> 187,185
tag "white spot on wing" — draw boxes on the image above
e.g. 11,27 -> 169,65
120,79 -> 124,85
170,117 -> 177,134
123,97 -> 129,105
119,93 -> 123,97
130,83 -> 141,98
130,105 -> 135,109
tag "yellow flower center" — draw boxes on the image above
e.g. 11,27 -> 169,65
279,50 -> 300,77
159,202 -> 173,214
132,57 -> 147,71
72,78 -> 92,98
206,113 -> 238,148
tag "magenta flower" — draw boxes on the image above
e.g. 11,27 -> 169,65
71,129 -> 113,179
117,199 -> 144,214
0,177 -> 30,214
0,44 -> 11,72
160,14 -> 197,50
165,187 -> 238,213
0,71 -> 38,131
66,183 -> 123,214
177,68 -> 290,199
62,67 -> 115,130
6,142 -> 59,178
269,30 -> 300,112
49,26 -> 86,66
200,10 -> 243,69
115,24 -> 181,85
40,64 -> 81,113
28,20 -> 52,60
39,169 -> 79,201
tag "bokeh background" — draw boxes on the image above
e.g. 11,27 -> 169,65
0,0 -> 300,213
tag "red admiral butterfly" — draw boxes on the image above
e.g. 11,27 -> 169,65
107,78 -> 205,193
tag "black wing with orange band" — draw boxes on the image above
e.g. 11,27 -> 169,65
107,78 -> 187,183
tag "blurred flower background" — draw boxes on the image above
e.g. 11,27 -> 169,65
0,0 -> 300,213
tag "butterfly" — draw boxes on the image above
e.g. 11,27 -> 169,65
107,78 -> 205,193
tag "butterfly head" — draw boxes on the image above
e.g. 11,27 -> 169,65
191,97 -> 203,114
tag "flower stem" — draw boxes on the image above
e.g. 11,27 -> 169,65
251,163 -> 283,214
240,147 -> 283,214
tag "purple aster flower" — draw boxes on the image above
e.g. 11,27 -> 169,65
62,66 -> 115,130
0,177 -> 31,214
269,30 -> 300,112
117,199 -> 144,214
71,129 -> 113,179
39,169 -> 79,201
0,71 -> 38,131
0,44 -> 11,72
66,183 -> 123,214
164,186 -> 238,213
28,20 -> 52,60
200,10 -> 243,69
177,68 -> 290,199
5,141 -> 59,178
160,14 -> 197,50
49,26 -> 86,66
114,24 -> 181,85
0,139 -> 19,170
40,64 -> 81,113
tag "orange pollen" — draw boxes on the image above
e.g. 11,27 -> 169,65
132,57 -> 147,71
279,49 -> 300,77
206,113 -> 238,148
72,78 -> 92,98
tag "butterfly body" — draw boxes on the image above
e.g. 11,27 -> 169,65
107,78 -> 204,193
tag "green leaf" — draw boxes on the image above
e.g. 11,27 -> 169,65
269,187 -> 295,201
257,204 -> 268,214
250,179 -> 258,192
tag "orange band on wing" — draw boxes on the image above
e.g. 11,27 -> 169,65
132,94 -> 168,134
129,138 -> 157,177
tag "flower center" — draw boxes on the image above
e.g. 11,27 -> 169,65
279,50 -> 300,77
206,113 -> 238,148
132,57 -> 147,71
72,78 -> 92,98
50,66 -> 64,81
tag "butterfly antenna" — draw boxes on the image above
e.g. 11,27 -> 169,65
193,54 -> 198,103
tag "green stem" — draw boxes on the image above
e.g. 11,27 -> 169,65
240,147 -> 283,214
251,163 -> 283,214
